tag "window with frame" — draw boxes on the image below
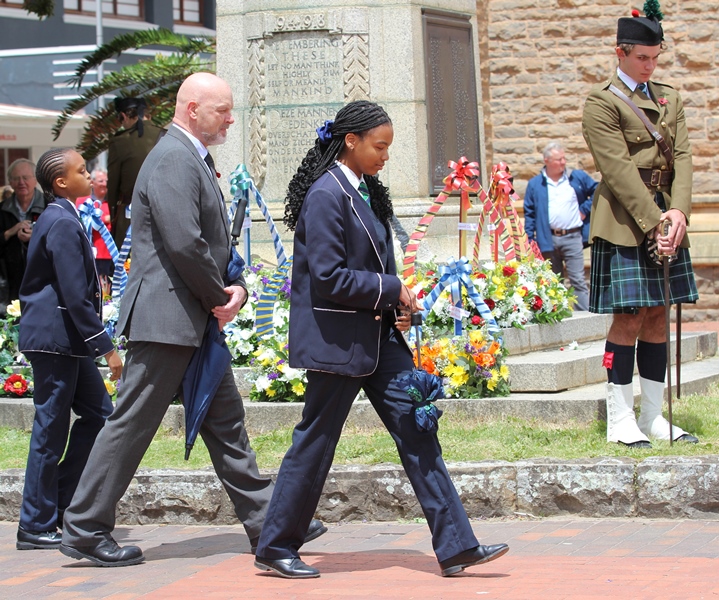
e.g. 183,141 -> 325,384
63,0 -> 143,19
0,0 -> 25,7
173,0 -> 203,25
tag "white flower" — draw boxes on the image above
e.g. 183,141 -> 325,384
254,374 -> 271,391
6,300 -> 21,318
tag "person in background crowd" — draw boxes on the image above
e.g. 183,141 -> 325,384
523,142 -> 596,311
0,159 -> 46,301
76,169 -> 113,294
106,97 -> 164,247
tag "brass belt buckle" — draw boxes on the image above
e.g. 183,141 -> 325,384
650,169 -> 661,187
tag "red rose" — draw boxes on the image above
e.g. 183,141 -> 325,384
502,266 -> 516,277
484,298 -> 496,310
476,273 -> 487,279
426,270 -> 435,276
471,315 -> 482,325
4,374 -> 28,396
417,289 -> 426,299
531,296 -> 543,310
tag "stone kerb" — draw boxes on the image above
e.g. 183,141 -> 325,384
4,457 -> 719,525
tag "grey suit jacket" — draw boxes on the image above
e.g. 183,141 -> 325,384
117,124 -> 241,347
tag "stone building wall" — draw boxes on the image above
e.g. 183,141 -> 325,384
476,0 -> 719,320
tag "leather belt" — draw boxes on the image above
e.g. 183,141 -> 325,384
551,227 -> 581,237
638,168 -> 673,188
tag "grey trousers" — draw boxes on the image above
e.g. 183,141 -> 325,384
62,340 -> 273,547
545,231 -> 590,311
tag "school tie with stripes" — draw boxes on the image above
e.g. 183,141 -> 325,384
358,180 -> 370,205
637,82 -> 650,98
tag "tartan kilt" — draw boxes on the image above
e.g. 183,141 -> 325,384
589,238 -> 698,314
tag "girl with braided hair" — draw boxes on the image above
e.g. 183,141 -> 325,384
15,148 -> 122,551
255,101 -> 509,579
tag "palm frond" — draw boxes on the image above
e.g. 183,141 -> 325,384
69,28 -> 215,87
53,55 -> 214,140
22,0 -> 54,19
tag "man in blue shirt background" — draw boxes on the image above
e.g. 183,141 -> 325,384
523,142 -> 597,311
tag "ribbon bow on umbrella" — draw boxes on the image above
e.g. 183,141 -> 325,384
397,313 -> 444,433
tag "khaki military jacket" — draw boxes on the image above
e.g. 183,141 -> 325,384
106,121 -> 165,214
582,72 -> 692,248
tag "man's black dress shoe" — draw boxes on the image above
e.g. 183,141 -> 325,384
249,518 -> 327,554
676,433 -> 699,444
439,543 -> 510,577
16,527 -> 61,550
254,556 -> 320,578
620,440 -> 652,448
59,538 -> 144,567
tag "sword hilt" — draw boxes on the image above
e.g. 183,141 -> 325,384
657,217 -> 676,258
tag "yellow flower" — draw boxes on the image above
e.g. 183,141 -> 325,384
468,330 -> 484,346
266,388 -> 276,397
104,379 -> 117,395
500,365 -> 510,379
6,300 -> 21,318
292,382 -> 305,395
487,368 -> 501,391
548,289 -> 556,297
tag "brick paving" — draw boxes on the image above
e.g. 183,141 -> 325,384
1,518 -> 718,599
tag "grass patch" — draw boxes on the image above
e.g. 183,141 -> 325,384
2,385 -> 719,472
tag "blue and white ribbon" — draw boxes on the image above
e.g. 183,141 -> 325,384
78,199 -> 120,264
255,257 -> 293,338
228,164 -> 287,267
421,256 -> 501,341
78,199 -> 129,299
111,226 -> 131,299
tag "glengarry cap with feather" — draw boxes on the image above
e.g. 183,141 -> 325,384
617,0 -> 664,46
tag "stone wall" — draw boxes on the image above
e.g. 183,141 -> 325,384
477,0 -> 719,200
476,0 -> 719,320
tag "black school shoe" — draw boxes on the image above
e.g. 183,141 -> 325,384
439,543 -> 510,577
16,527 -> 62,550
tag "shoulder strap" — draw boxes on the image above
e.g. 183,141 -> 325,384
608,84 -> 674,169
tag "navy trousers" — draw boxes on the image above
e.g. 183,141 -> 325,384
20,353 -> 112,532
256,328 -> 479,563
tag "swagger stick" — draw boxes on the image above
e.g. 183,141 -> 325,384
660,218 -> 674,446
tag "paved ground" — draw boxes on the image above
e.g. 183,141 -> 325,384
1,517 -> 718,599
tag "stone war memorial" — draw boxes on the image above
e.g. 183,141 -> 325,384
216,0 -> 487,263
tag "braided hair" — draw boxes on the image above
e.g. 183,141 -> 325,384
284,100 -> 394,231
35,148 -> 73,204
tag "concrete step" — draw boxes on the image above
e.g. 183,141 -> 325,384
3,354 -> 718,432
505,331 -> 717,392
502,311 -> 612,355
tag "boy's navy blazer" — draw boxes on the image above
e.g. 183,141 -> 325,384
19,197 -> 113,358
288,164 -> 409,376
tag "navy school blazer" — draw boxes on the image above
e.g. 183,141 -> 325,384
19,197 -> 113,358
288,165 -> 409,376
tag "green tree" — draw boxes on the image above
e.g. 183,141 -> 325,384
52,29 -> 216,159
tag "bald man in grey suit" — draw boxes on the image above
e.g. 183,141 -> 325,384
60,73 -> 324,566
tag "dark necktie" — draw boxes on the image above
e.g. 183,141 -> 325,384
204,152 -> 216,176
637,82 -> 650,98
203,152 -> 224,200
358,180 -> 370,205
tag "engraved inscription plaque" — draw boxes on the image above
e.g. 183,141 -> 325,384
423,10 -> 481,193
262,31 -> 344,200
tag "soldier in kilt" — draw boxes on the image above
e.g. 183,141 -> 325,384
582,2 -> 699,447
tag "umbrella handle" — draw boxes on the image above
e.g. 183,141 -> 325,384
411,312 -> 423,366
